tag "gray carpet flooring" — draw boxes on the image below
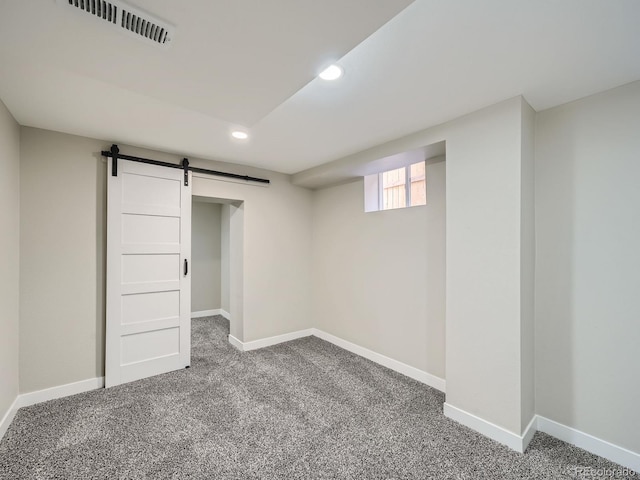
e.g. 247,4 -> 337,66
0,316 -> 635,479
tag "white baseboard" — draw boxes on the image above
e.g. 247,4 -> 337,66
191,309 -> 222,318
442,406 -> 640,467
16,377 -> 105,409
536,415 -> 640,472
0,396 -> 19,442
192,309 -> 231,320
522,415 -> 537,452
226,327 -> 446,394
228,334 -> 243,351
1,377 -> 104,442
443,402 -> 529,452
228,329 -> 314,352
312,328 -> 446,393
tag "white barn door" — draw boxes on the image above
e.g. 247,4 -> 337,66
106,159 -> 191,387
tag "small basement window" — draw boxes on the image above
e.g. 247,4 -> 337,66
364,161 -> 426,212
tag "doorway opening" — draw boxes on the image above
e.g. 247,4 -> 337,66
191,196 -> 244,342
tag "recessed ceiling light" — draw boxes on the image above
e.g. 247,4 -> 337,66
231,131 -> 248,140
319,64 -> 343,81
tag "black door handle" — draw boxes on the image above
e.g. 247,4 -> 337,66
184,258 -> 188,276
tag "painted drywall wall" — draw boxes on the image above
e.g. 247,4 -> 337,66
520,98 -> 536,431
19,128 -> 107,393
0,99 -> 20,423
18,127 -> 313,392
220,204 -> 230,313
535,80 -> 640,454
301,97 -> 535,437
191,201 -> 222,312
444,97 -> 532,435
311,160 -> 446,378
228,202 -> 244,340
191,171 -> 313,342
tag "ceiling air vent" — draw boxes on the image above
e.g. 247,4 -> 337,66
60,0 -> 175,48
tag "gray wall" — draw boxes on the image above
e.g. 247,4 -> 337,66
220,204 -> 230,313
191,202 -> 222,313
444,97 -> 534,435
20,128 -> 107,393
303,96 -> 536,436
312,160 -> 446,379
520,99 -> 536,431
0,99 -> 20,422
18,127 -> 313,392
535,80 -> 640,453
192,171 -> 313,342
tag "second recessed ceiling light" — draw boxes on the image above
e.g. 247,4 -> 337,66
231,131 -> 249,140
319,64 -> 343,81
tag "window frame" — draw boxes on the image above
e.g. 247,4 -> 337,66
378,162 -> 424,211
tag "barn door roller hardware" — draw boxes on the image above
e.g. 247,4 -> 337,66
102,144 -> 270,185
182,158 -> 189,186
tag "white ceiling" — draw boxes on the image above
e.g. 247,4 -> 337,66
1,0 -> 639,175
